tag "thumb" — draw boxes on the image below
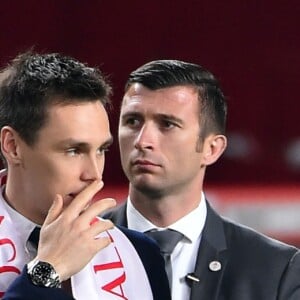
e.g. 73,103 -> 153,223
43,194 -> 63,225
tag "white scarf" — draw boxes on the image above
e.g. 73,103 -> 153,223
0,174 -> 153,299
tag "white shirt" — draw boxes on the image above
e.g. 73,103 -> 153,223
1,189 -> 39,261
127,193 -> 207,300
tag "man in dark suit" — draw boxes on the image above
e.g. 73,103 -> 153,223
104,59 -> 300,299
0,52 -> 170,300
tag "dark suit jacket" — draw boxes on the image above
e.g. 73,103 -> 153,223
3,226 -> 171,300
103,201 -> 300,300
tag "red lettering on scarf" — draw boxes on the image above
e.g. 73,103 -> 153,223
0,215 -> 21,297
0,266 -> 20,274
0,238 -> 17,262
93,231 -> 128,299
0,216 -> 17,262
101,272 -> 127,299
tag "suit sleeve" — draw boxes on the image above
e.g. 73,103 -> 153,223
3,266 -> 73,300
278,250 -> 300,300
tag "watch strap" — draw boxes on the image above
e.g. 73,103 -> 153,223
27,259 -> 61,288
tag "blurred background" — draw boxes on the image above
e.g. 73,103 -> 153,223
1,0 -> 299,246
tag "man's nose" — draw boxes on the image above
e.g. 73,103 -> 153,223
134,124 -> 155,151
81,156 -> 104,182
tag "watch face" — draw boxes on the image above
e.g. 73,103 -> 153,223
34,262 -> 53,282
28,261 -> 60,288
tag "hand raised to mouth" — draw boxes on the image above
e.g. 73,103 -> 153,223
36,179 -> 116,281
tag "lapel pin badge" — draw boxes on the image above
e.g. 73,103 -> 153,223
209,260 -> 221,272
185,273 -> 200,283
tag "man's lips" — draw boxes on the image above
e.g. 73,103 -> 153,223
132,159 -> 159,167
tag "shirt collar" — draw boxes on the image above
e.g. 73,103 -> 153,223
1,184 -> 38,243
127,192 -> 207,243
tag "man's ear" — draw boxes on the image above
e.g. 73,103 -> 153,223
201,134 -> 227,166
1,126 -> 23,165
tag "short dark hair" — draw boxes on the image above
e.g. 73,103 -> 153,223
0,52 -> 112,145
125,59 -> 227,138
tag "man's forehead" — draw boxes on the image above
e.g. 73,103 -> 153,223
122,83 -> 199,113
39,101 -> 111,140
124,83 -> 198,100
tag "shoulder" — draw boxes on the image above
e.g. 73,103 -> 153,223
223,216 -> 298,254
206,200 -> 298,258
205,200 -> 298,277
223,218 -> 300,297
220,216 -> 299,275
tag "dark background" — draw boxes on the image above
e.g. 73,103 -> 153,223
1,0 -> 299,186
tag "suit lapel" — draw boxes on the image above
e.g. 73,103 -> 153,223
190,201 -> 228,300
104,202 -> 128,227
105,200 -> 229,300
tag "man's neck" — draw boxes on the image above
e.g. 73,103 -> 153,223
129,184 -> 203,227
5,172 -> 44,225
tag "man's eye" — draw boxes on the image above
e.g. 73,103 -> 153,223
125,118 -> 140,126
66,148 -> 79,156
162,120 -> 176,129
97,147 -> 110,155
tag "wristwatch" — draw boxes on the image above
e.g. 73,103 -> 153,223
27,259 -> 61,288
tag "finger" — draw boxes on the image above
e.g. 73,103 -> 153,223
93,236 -> 112,251
88,218 -> 114,238
78,198 -> 116,224
66,180 -> 104,216
43,194 -> 64,226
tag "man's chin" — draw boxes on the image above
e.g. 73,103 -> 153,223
131,179 -> 164,198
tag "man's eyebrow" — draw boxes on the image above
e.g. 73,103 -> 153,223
121,111 -> 141,118
57,136 -> 113,148
121,112 -> 184,125
156,113 -> 184,125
